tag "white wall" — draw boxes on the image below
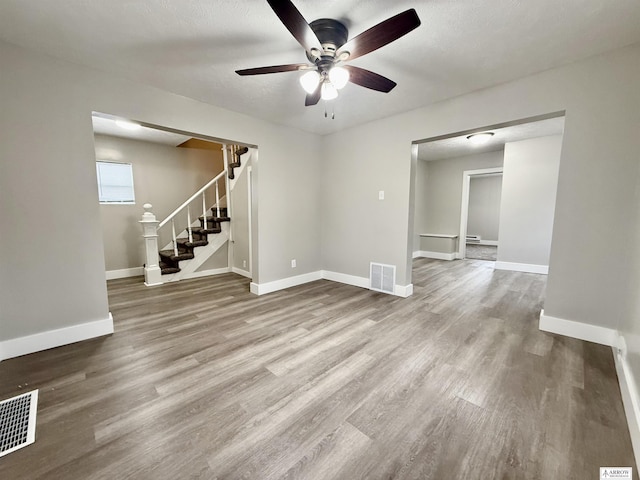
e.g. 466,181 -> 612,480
412,151 -> 504,255
617,157 -> 640,456
425,151 -> 505,239
467,174 -> 502,242
412,158 -> 429,252
230,156 -> 251,275
94,134 -> 221,272
0,40 -> 321,352
322,42 -> 640,332
497,135 -> 562,268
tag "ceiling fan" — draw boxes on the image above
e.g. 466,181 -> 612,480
235,0 -> 421,106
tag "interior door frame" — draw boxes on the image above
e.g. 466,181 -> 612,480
458,167 -> 503,259
247,165 -> 253,277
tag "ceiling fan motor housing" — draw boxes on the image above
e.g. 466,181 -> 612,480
307,18 -> 349,59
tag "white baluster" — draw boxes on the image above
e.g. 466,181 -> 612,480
187,206 -> 193,244
172,219 -> 178,256
202,191 -> 207,230
215,179 -> 221,218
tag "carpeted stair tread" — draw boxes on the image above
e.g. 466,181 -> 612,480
193,226 -> 222,235
159,261 -> 180,274
177,238 -> 208,248
156,202 -> 230,276
228,147 -> 248,179
209,207 -> 228,217
159,249 -> 195,262
200,215 -> 230,223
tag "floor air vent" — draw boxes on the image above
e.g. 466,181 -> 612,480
370,262 -> 396,295
0,390 -> 38,457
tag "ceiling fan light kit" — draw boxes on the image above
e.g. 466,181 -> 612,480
321,81 -> 338,101
299,70 -> 320,93
328,66 -> 349,89
236,0 -> 421,110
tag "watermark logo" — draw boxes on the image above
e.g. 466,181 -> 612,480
600,467 -> 632,479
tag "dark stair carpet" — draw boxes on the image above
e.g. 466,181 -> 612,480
159,205 -> 229,275
227,147 -> 248,180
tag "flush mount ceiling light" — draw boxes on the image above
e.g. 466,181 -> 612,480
115,119 -> 141,131
466,132 -> 495,144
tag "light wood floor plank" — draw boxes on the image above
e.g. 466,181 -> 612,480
0,259 -> 636,479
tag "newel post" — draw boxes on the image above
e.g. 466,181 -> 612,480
139,203 -> 163,286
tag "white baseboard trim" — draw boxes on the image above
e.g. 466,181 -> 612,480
0,314 -> 114,361
250,269 -> 413,298
321,270 -> 369,289
478,240 -> 499,246
250,271 -> 323,296
322,270 -> 412,298
414,251 -> 456,261
538,313 -> 640,466
106,267 -> 143,280
614,336 -> 640,467
176,267 -> 231,281
395,284 -> 414,298
495,261 -> 548,275
538,309 -> 617,346
231,267 -> 252,279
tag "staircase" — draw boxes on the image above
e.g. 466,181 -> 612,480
158,206 -> 229,275
227,146 -> 248,180
140,143 -> 251,287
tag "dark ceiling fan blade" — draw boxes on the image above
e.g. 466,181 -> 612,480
266,0 -> 323,53
236,63 -> 310,75
336,9 -> 421,61
343,65 -> 397,92
305,84 -> 321,106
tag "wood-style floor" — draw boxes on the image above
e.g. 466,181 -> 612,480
0,259 -> 636,479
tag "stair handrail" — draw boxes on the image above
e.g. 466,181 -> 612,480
158,169 -> 226,229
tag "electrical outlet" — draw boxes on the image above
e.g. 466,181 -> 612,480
378,190 -> 385,200
243,260 -> 247,268
291,259 -> 297,268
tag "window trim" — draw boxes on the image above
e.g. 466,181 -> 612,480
96,160 -> 136,205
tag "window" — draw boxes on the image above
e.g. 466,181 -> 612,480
96,161 -> 135,204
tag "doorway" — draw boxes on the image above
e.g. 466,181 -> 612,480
92,111 -> 257,285
459,169 -> 503,261
410,112 -> 565,277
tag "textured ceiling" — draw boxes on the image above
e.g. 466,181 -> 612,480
418,116 -> 565,161
2,1 -> 640,135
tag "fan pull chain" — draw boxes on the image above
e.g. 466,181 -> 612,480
323,102 -> 336,120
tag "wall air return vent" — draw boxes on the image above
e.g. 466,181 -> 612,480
370,262 -> 396,295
